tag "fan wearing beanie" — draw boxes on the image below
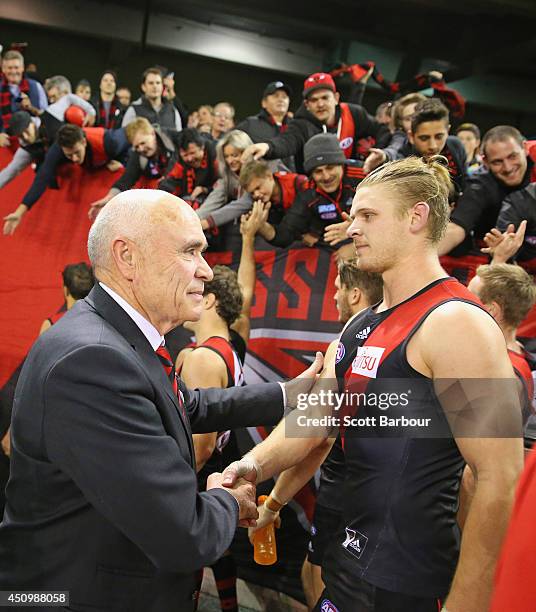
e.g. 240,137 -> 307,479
246,133 -> 366,258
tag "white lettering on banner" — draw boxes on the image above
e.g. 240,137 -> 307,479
351,346 -> 385,378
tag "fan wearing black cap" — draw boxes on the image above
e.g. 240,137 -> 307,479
237,81 -> 292,144
248,133 -> 366,258
242,72 -> 392,174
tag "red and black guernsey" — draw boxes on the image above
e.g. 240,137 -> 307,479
508,349 -> 534,425
324,277 -> 487,602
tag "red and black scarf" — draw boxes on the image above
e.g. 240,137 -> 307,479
97,96 -> 121,130
331,62 -> 466,118
0,73 -> 30,129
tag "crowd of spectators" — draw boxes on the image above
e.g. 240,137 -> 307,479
2,40 -> 536,612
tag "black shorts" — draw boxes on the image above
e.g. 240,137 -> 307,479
312,583 -> 444,612
307,504 -> 342,566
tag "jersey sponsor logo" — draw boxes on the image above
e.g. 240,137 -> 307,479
355,326 -> 370,340
351,345 -> 385,378
339,136 -> 354,150
342,526 -> 368,559
320,599 -> 339,612
318,203 -> 337,213
320,212 -> 338,220
335,342 -> 346,363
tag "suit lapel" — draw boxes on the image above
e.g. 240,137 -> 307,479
85,284 -> 195,464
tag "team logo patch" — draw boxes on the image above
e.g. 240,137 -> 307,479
310,523 -> 317,536
342,526 -> 368,560
320,599 -> 339,612
335,342 -> 346,363
339,136 -> 354,150
351,345 -> 385,378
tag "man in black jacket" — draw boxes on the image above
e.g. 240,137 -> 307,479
237,80 -> 294,170
0,190 -> 323,611
237,81 -> 292,143
438,126 -> 536,281
242,72 -> 392,173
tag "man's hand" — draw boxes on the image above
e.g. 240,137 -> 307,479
301,232 -> 319,247
222,453 -> 262,489
241,143 -> 269,164
248,501 -> 281,544
363,148 -> 386,173
190,186 -> 207,201
284,351 -> 324,411
1,427 -> 10,457
207,471 -> 258,528
3,204 -> 28,235
0,133 -> 10,147
106,160 -> 123,172
19,92 -> 31,110
83,113 -> 96,127
163,75 -> 176,100
324,212 -> 352,246
481,221 -> 526,263
88,195 -> 112,221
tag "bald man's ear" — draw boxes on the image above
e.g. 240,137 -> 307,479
111,237 -> 136,280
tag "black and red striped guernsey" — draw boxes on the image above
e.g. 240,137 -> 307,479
324,277 -> 488,601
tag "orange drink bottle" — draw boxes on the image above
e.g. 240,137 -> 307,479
253,495 -> 278,565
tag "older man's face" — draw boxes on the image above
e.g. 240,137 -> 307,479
132,203 -> 213,333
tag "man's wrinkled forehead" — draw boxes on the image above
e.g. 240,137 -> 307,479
149,202 -> 207,247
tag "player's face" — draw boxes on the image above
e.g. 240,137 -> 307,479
347,185 -> 407,273
334,274 -> 352,323
180,143 -> 205,168
484,138 -> 527,187
135,205 -> 213,332
247,174 -> 275,204
132,130 -> 157,157
409,120 -> 449,158
311,164 -> 344,194
305,89 -> 339,124
61,140 -> 87,164
223,144 -> 242,174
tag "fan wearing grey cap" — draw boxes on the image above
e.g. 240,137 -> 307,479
0,78 -> 96,195
246,133 -> 366,258
236,81 -> 294,169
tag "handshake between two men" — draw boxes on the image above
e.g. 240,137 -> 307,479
205,351 -> 328,529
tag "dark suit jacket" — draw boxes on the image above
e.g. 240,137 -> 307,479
0,284 -> 283,611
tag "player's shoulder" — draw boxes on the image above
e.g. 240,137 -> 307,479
182,344 -> 227,372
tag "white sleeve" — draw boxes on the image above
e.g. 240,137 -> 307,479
122,107 -> 136,127
0,147 -> 33,189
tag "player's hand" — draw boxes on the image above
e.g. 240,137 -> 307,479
0,133 -> 11,147
222,454 -> 262,489
248,502 -> 281,544
324,212 -> 352,246
241,143 -> 269,164
301,232 -> 319,247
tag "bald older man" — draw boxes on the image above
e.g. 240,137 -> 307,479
0,191 -> 322,611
